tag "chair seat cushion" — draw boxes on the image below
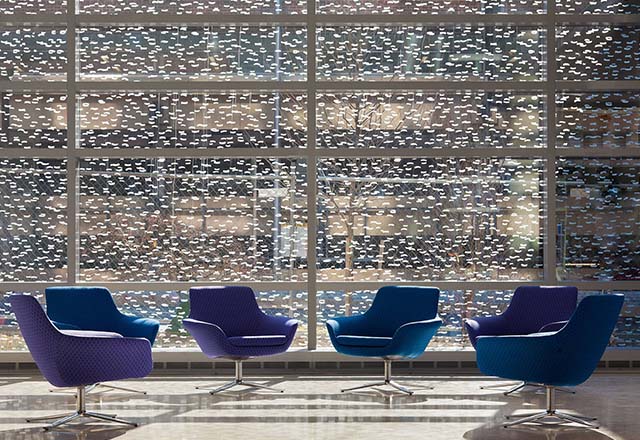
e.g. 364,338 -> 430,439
336,335 -> 392,347
228,335 -> 287,347
60,330 -> 123,338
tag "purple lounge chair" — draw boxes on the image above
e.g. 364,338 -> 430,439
464,286 -> 578,395
10,295 -> 152,430
183,286 -> 298,394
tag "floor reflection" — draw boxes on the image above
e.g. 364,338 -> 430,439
0,375 -> 634,439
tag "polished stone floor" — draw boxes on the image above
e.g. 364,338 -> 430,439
0,373 -> 637,439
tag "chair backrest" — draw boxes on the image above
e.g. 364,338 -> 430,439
502,286 -> 578,334
45,286 -> 120,331
363,286 -> 440,336
187,286 -> 266,337
9,295 -> 65,386
555,294 -> 623,385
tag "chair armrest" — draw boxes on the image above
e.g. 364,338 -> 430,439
115,314 -> 161,345
476,332 -> 564,384
386,318 -> 442,358
325,315 -> 368,339
183,318 -> 230,358
538,320 -> 568,333
56,334 -> 152,386
325,318 -> 342,339
260,315 -> 299,341
283,318 -> 299,341
51,320 -> 81,331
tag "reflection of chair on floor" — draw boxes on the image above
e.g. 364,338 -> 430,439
10,294 -> 153,430
476,294 -> 624,429
184,286 -> 299,395
465,286 -> 578,395
326,286 -> 442,395
45,286 -> 160,395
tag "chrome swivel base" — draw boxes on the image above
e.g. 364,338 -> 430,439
504,386 -> 598,429
27,386 -> 138,431
50,382 -> 147,395
196,360 -> 284,395
341,359 -> 429,396
481,381 -> 575,396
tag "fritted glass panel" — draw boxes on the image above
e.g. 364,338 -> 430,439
317,158 -> 545,282
79,158 -> 307,282
319,289 -> 523,349
78,26 -> 307,81
0,94 -> 67,149
0,289 -> 307,350
0,28 -> 66,81
78,92 -> 307,149
609,291 -> 640,348
318,92 -> 545,149
557,0 -> 640,14
317,0 -> 544,14
80,0 -> 306,14
318,289 -> 640,348
0,160 -> 67,282
317,26 -> 545,81
557,92 -> 640,150
318,289 -> 466,348
557,26 -> 640,81
557,158 -> 640,281
0,0 -> 66,14
153,290 -> 308,349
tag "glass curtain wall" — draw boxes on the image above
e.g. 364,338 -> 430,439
0,0 -> 638,351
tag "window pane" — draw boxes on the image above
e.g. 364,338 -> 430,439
557,92 -> 640,150
0,28 -> 66,82
78,26 -> 307,81
317,158 -> 545,282
557,158 -> 640,281
80,0 -> 306,14
557,0 -> 640,14
318,289 -> 510,348
0,0 -> 66,14
78,92 -> 306,149
318,289 -> 640,348
317,26 -> 545,81
0,94 -> 67,149
318,92 -> 545,149
610,291 -> 640,348
0,160 -> 67,282
79,158 -> 307,282
0,289 -> 308,350
317,0 -> 544,14
116,290 -> 308,349
557,25 -> 640,81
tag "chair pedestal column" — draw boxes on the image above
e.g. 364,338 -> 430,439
26,386 -> 139,430
196,360 -> 285,395
341,359 -> 432,395
503,386 -> 598,429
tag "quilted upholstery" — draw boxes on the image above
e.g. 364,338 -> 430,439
45,286 -> 160,345
183,286 -> 299,359
477,294 -> 624,387
336,335 -> 392,347
326,286 -> 442,359
10,295 -> 153,388
228,335 -> 287,347
464,286 -> 578,348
